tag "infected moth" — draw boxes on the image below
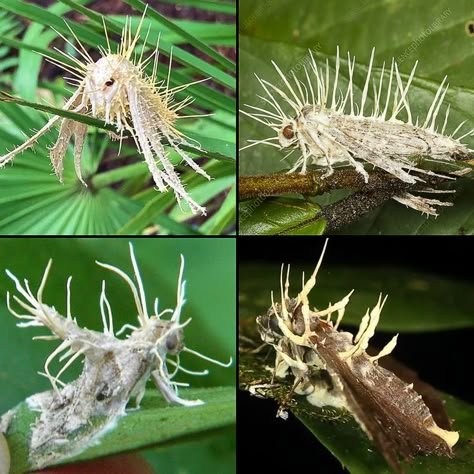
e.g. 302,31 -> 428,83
0,243 -> 231,469
256,240 -> 459,474
241,47 -> 474,215
0,7 -> 211,215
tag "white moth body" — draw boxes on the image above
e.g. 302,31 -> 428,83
295,107 -> 469,184
242,47 -> 474,215
0,9 -> 211,215
1,244 -> 232,469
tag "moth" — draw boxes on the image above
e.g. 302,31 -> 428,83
256,240 -> 459,474
0,243 -> 232,469
0,7 -> 211,215
241,47 -> 474,215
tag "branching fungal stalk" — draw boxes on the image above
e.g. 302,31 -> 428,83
3,243 -> 232,469
0,6 -> 211,215
241,47 -> 474,215
256,239 -> 459,474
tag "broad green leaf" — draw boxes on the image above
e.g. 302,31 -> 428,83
159,0 -> 236,15
239,197 -> 326,235
5,387 -> 235,474
0,239 -> 235,472
239,348 -> 474,474
239,0 -> 474,234
121,0 -> 236,72
240,262 -> 474,332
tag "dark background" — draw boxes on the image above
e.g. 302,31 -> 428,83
238,236 -> 474,473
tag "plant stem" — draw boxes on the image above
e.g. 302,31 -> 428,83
239,169 -> 409,200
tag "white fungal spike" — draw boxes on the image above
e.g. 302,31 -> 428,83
241,47 -> 474,215
0,7 -> 211,215
5,243 -> 231,411
255,240 -> 459,473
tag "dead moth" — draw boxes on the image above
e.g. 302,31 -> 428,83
0,243 -> 231,470
241,47 -> 474,215
256,240 -> 459,474
0,7 -> 211,215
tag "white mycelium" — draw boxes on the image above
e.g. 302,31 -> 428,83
0,244 -> 231,469
0,8 -> 211,215
256,240 -> 459,473
242,47 -> 473,215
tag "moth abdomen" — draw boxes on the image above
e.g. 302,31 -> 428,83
256,240 -> 459,474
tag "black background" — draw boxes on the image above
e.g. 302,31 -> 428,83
238,236 -> 474,473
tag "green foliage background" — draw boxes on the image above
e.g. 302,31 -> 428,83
240,254 -> 474,473
0,238 -> 236,473
239,0 -> 474,234
0,0 -> 236,235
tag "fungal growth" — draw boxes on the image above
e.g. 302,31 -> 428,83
241,47 -> 474,215
256,240 -> 459,474
0,244 -> 232,469
0,7 -> 211,215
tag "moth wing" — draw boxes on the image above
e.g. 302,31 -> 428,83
315,340 -> 453,474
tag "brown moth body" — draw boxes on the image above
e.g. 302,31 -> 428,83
256,240 -> 458,474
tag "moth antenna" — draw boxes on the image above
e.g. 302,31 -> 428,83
271,59 -> 304,110
261,78 -> 300,115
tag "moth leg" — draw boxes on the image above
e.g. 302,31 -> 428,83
151,370 -> 203,407
0,87 -> 84,167
49,118 -> 87,185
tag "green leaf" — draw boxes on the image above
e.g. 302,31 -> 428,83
239,197 -> 326,235
239,0 -> 474,234
5,386 -> 234,474
240,348 -> 474,474
120,0 -> 236,72
159,0 -> 236,15
239,262 -> 474,332
0,238 -> 236,472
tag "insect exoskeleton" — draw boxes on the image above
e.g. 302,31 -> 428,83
0,8 -> 212,216
254,239 -> 459,474
241,47 -> 474,215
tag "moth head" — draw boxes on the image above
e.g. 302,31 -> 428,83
163,324 -> 185,355
256,307 -> 284,343
85,54 -> 133,120
278,121 -> 298,148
